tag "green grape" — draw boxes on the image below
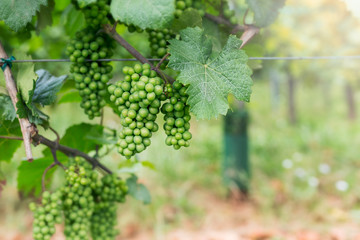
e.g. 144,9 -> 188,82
66,29 -> 114,119
147,29 -> 176,58
108,63 -> 165,159
174,0 -> 205,18
126,23 -> 144,33
223,5 -> 237,24
82,0 -> 111,29
30,191 -> 62,240
161,81 -> 192,149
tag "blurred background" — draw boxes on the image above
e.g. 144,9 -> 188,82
1,0 -> 360,239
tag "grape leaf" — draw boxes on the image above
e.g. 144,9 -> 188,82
0,120 -> 22,162
58,90 -> 82,104
0,94 -> 16,121
247,0 -> 286,27
60,123 -> 105,153
35,0 -> 55,34
14,50 -> 38,104
60,5 -> 85,37
17,158 -> 56,196
168,27 -> 253,119
16,92 -> 49,127
126,175 -> 151,204
0,0 -> 47,31
77,0 -> 97,8
171,9 -> 202,32
110,0 -> 175,29
32,69 -> 67,106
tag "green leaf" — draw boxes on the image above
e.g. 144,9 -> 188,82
32,69 -> 67,106
85,126 -> 117,145
247,0 -> 285,27
0,0 -> 47,31
60,5 -> 85,37
16,92 -> 49,127
0,95 -> 16,121
60,123 -> 104,153
202,18 -> 229,53
58,90 -> 82,104
110,0 -> 175,29
14,50 -> 38,104
140,161 -> 156,170
0,120 -> 22,162
171,9 -> 202,32
17,158 -> 56,196
126,175 -> 151,204
168,27 -> 253,119
35,0 -> 55,34
77,0 -> 97,8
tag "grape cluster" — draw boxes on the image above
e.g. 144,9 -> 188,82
81,0 -> 111,28
90,169 -> 127,239
61,158 -> 95,239
30,157 -> 128,240
174,0 -> 193,18
147,29 -> 175,58
30,191 -> 62,240
108,64 -> 165,158
66,29 -> 114,119
174,0 -> 205,18
161,81 -> 192,149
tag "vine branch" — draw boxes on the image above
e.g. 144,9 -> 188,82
204,13 -> 259,48
32,134 -> 112,174
155,53 -> 170,70
0,41 -> 36,161
204,13 -> 245,32
103,24 -> 175,84
41,162 -> 56,192
0,136 -> 23,140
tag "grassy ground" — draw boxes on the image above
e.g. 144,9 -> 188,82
1,76 -> 360,239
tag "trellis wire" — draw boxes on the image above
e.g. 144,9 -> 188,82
7,55 -> 360,63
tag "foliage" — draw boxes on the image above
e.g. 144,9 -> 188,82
168,27 -> 252,119
0,0 -> 47,31
111,0 -> 175,29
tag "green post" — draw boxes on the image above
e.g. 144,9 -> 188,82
223,106 -> 250,195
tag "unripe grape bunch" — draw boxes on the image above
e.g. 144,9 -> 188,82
74,0 -> 111,29
147,28 -> 176,58
30,157 -> 128,240
66,29 -> 114,119
162,81 -> 192,149
29,191 -> 62,240
108,63 -> 166,159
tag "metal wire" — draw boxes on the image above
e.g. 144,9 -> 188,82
7,55 -> 360,63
